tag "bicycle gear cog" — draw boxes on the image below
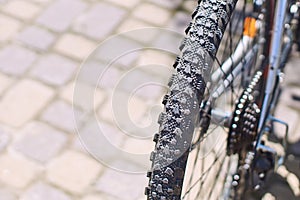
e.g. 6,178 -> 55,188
227,70 -> 263,155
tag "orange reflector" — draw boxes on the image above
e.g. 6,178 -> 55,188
243,17 -> 257,38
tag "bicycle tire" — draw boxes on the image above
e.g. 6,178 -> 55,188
145,0 -> 239,199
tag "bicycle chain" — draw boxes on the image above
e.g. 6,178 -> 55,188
227,70 -> 263,155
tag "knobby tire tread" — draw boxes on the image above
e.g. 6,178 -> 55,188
146,0 -> 238,199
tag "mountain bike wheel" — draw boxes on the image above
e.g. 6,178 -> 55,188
145,0 -> 271,199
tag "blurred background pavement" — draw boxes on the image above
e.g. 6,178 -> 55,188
0,0 -> 299,200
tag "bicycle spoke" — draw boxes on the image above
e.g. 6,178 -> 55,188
182,142 -> 227,199
184,137 -> 228,196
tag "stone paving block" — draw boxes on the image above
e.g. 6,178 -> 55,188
126,29 -> 162,46
0,128 -> 10,152
289,123 -> 300,144
54,33 -> 96,60
0,79 -> 55,127
30,54 -> 77,86
70,135 -> 87,153
14,121 -> 67,163
132,3 -> 171,26
94,168 -> 147,200
60,82 -> 107,110
46,150 -> 102,194
122,136 -> 154,155
152,30 -> 182,55
117,17 -> 150,33
29,0 -> 50,4
79,113 -> 151,171
36,0 -> 87,32
262,193 -> 276,200
112,155 -> 151,174
92,34 -> 142,67
93,37 -> 141,69
17,26 -> 55,51
69,82 -> 107,111
0,188 -> 16,200
41,100 -> 82,132
97,86 -> 159,126
137,104 -> 161,138
136,49 -> 175,79
73,2 -> 126,40
285,57 -> 300,87
280,87 -> 300,112
119,24 -> 166,46
75,60 -> 102,87
104,90 -> 157,139
118,139 -> 154,171
0,45 -> 37,76
77,59 -> 126,89
21,182 -> 71,200
127,95 -> 150,125
76,119 -> 124,162
274,103 -> 300,143
0,152 -> 41,189
0,72 -> 13,95
81,193 -> 118,200
97,66 -> 122,89
111,66 -> 166,100
148,0 -> 182,9
1,0 -> 41,20
110,157 -> 149,175
59,83 -> 74,105
85,120 -> 124,149
105,0 -> 139,8
97,97 -> 116,123
0,14 -> 21,42
183,0 -> 198,13
116,50 -> 140,69
168,11 -> 191,34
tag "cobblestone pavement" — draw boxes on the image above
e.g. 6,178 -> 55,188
0,0 -> 299,200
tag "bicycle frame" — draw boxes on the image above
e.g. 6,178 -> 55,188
255,0 -> 291,167
207,0 -> 292,130
258,0 -> 288,133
